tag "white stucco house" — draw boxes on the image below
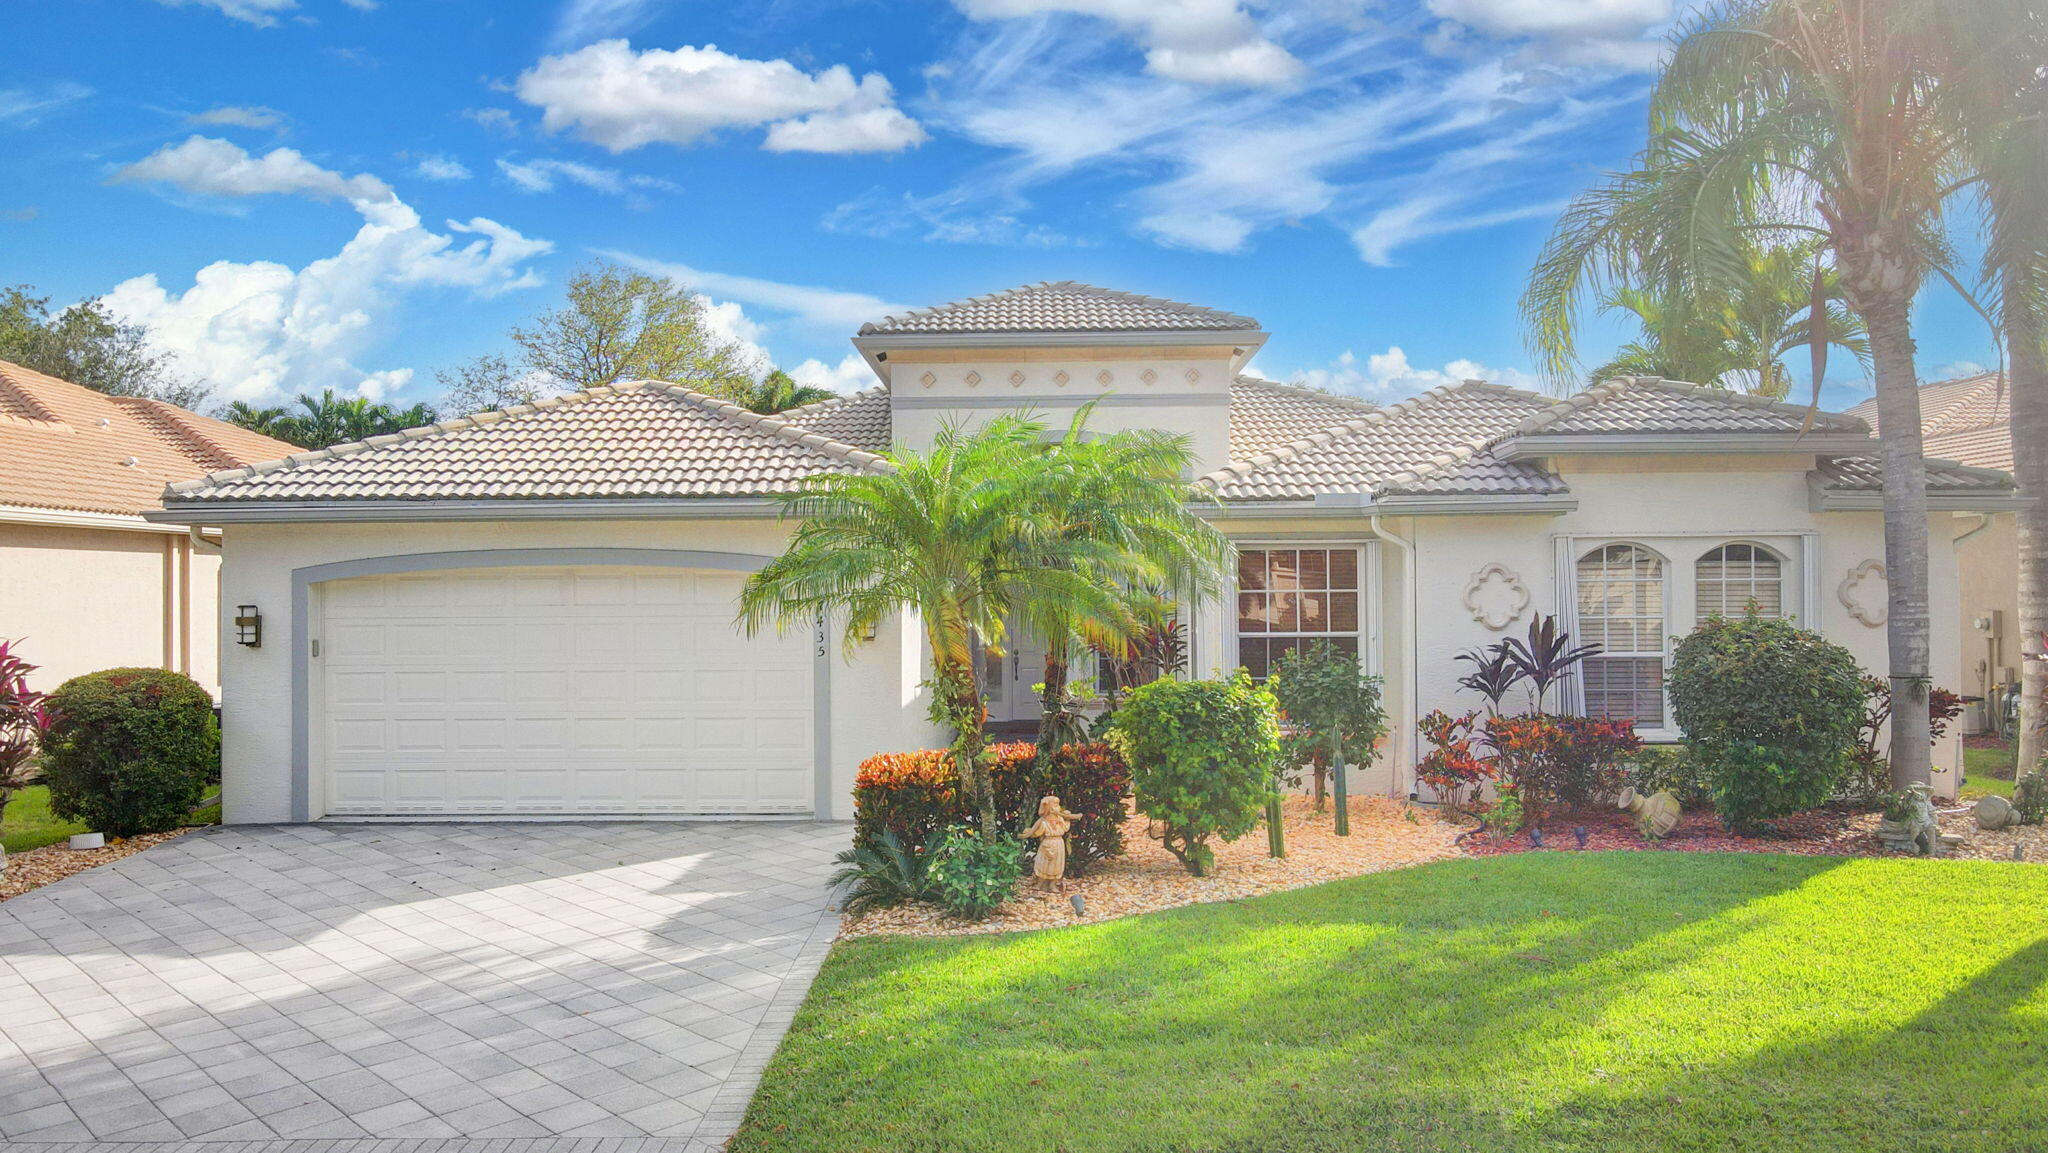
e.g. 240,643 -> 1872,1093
146,282 -> 2021,824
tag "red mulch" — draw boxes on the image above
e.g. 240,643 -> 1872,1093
1964,734 -> 2013,751
1459,803 -> 1886,858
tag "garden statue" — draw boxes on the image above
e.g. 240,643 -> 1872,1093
1023,795 -> 1081,889
1877,784 -> 1943,856
1974,794 -> 2017,831
1617,786 -> 1682,839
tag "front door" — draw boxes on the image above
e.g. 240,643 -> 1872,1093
979,632 -> 1051,725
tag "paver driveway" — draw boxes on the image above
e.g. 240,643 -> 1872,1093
0,821 -> 847,1150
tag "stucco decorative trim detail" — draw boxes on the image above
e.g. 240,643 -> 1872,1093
1053,370 -> 1070,386
964,371 -> 981,387
288,548 -> 828,823
919,371 -> 936,388
1009,370 -> 1026,387
1141,368 -> 1158,385
1838,559 -> 1888,626
1096,369 -> 1113,386
1462,563 -> 1530,630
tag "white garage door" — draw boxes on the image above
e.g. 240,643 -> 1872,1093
317,565 -> 814,816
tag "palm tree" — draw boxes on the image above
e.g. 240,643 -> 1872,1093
1907,0 -> 2048,774
737,414 -> 1135,838
222,401 -> 302,445
1016,415 -> 1234,757
1523,0 -> 1961,788
737,369 -> 839,414
1587,241 -> 1868,398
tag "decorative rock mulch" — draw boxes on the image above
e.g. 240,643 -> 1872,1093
838,795 -> 1465,939
1937,808 -> 2048,862
1461,804 -> 1890,858
0,827 -> 196,903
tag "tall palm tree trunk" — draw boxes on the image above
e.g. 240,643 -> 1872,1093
2010,324 -> 2048,775
928,626 -> 998,839
1858,288 -> 1936,787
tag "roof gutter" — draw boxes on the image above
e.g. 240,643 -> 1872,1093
1498,432 -> 1875,460
144,497 -> 791,526
1805,483 -> 2031,514
0,502 -> 204,535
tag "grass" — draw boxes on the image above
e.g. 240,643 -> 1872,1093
734,852 -> 2048,1153
1963,741 -> 2020,800
0,784 -> 222,853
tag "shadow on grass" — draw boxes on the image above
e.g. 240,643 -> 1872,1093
734,851 -> 2048,1153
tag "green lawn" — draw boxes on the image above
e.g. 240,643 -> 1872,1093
0,785 -> 87,853
735,853 -> 2048,1153
1963,742 -> 2020,800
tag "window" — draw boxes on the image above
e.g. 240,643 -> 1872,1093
1236,547 -> 1360,679
1695,543 -> 1783,622
1576,543 -> 1666,727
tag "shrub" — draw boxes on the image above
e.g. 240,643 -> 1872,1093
1844,676 -> 1968,799
1485,713 -> 1639,822
1626,745 -> 1715,809
0,639 -> 53,814
1668,612 -> 1866,830
852,741 -> 1130,875
1416,709 -> 1494,807
1487,781 -> 1525,836
1113,673 -> 1280,876
926,826 -> 1022,920
40,668 -> 217,837
1270,641 -> 1389,830
828,829 -> 934,915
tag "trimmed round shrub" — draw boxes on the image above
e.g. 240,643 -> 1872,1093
1112,673 -> 1280,876
852,741 -> 1131,875
41,668 -> 218,837
1668,613 -> 1865,830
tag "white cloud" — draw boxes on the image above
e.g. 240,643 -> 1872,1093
598,251 -> 908,334
951,0 -> 1305,87
1287,346 -> 1543,399
550,0 -> 667,48
153,0 -> 298,27
115,136 -> 394,204
0,82 -> 92,126
1428,0 -> 1674,71
462,107 -> 520,136
790,353 -> 878,395
411,153 -> 473,181
188,104 -> 287,131
495,157 -> 678,203
104,140 -> 550,403
515,40 -> 925,154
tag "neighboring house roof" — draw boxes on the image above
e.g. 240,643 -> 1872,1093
164,382 -> 890,505
1843,372 -> 2012,472
857,281 -> 1263,336
0,358 -> 300,518
160,369 -> 2016,514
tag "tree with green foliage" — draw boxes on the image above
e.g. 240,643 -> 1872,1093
1113,673 -> 1281,876
738,414 -> 1133,841
511,259 -> 759,397
0,285 -> 205,408
41,668 -> 219,837
227,389 -> 439,449
1269,641 -> 1389,837
221,401 -> 298,443
736,369 -> 839,414
435,352 -> 547,416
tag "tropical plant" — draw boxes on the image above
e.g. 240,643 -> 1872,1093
849,741 -> 1131,877
1487,780 -> 1525,837
1269,641 -> 1389,835
1585,239 -> 1869,398
925,826 -> 1023,920
1112,673 -> 1280,876
232,390 -> 441,449
2015,769 -> 2048,826
1416,709 -> 1494,808
827,829 -> 935,915
1453,644 -> 1524,713
1668,611 -> 1868,830
40,668 -> 218,837
738,414 -> 1131,840
1626,744 -> 1716,809
0,639 -> 51,818
737,368 -> 838,414
1845,675 -> 1966,799
1093,606 -> 1188,711
1485,714 -> 1640,822
1522,0 -> 1966,789
1498,615 -> 1600,714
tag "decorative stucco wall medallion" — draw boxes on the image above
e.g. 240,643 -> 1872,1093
1053,370 -> 1070,386
1009,370 -> 1026,387
964,370 -> 981,387
919,371 -> 937,388
1140,368 -> 1158,385
1839,560 -> 1888,626
1462,563 -> 1530,630
1096,369 -> 1114,386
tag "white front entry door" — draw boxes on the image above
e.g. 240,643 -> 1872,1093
316,565 -> 814,816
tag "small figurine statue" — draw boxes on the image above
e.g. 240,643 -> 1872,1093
1617,786 -> 1682,840
1022,794 -> 1081,889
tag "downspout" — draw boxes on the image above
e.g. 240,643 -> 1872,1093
1369,513 -> 1418,799
1954,512 -> 1995,547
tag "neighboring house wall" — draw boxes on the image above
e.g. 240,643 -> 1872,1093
1955,512 -> 2020,713
0,521 -> 220,696
212,517 -> 940,825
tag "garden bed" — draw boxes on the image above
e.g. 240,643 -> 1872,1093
838,794 -> 1462,938
1461,800 -> 2048,863
0,826 -> 196,903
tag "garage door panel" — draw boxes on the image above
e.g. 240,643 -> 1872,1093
319,564 -> 814,816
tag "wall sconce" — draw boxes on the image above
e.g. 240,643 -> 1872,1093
233,605 -> 262,648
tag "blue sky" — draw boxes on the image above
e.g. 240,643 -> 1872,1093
0,0 -> 2000,412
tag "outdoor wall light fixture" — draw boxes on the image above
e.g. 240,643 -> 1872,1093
234,605 -> 263,648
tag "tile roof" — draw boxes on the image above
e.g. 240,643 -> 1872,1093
777,386 -> 891,454
1844,373 -> 2011,472
164,382 -> 890,505
1228,377 -> 1381,461
858,281 -> 1261,336
1524,376 -> 1869,436
1811,454 -> 2017,495
0,358 -> 301,517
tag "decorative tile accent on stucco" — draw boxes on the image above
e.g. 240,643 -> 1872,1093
1839,560 -> 1888,626
1463,563 -> 1530,630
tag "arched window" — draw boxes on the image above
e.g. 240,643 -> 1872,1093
1576,543 -> 1666,727
1696,543 -> 1783,622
